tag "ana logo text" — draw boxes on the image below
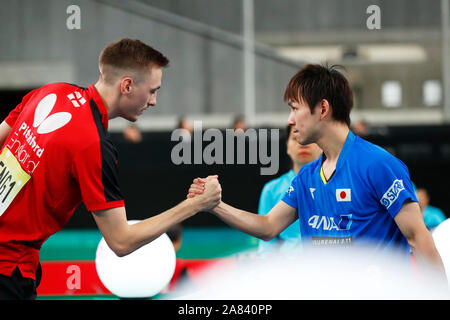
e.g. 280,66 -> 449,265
308,214 -> 352,231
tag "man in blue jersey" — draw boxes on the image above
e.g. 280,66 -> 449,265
257,125 -> 322,254
189,64 -> 445,278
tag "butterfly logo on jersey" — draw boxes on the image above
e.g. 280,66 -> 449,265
33,93 -> 72,134
5,93 -> 73,176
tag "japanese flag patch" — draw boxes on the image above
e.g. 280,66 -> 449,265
336,189 -> 351,202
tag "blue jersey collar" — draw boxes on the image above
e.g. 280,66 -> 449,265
319,130 -> 356,183
336,130 -> 356,171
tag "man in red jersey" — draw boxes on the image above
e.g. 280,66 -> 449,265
0,38 -> 221,299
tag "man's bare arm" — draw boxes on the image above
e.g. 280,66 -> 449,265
394,200 -> 446,278
188,177 -> 297,240
211,200 -> 297,241
92,178 -> 221,257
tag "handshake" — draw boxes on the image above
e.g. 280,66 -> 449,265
186,175 -> 222,211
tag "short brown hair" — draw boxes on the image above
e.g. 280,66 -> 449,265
284,64 -> 353,127
99,38 -> 169,84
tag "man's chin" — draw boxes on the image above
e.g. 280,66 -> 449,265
123,114 -> 139,122
118,110 -> 139,122
295,138 -> 308,146
125,113 -> 141,122
296,135 -> 315,146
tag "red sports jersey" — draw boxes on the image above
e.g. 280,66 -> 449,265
0,83 -> 124,280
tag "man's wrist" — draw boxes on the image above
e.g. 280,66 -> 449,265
208,200 -> 224,215
184,196 -> 203,214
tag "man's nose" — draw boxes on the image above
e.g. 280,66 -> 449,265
148,94 -> 157,107
287,111 -> 295,125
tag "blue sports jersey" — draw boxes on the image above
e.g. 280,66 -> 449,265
281,131 -> 417,258
258,170 -> 301,253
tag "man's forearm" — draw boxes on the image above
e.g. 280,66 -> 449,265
124,177 -> 221,254
95,198 -> 201,257
394,201 -> 447,283
411,232 -> 447,278
212,201 -> 274,240
125,198 -> 202,254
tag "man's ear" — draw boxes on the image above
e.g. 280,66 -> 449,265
119,77 -> 133,95
319,99 -> 331,120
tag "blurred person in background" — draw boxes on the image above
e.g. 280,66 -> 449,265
176,116 -> 194,142
257,125 -> 322,254
123,124 -> 143,143
232,115 -> 247,131
416,187 -> 447,231
163,223 -> 193,293
351,119 -> 369,137
167,223 -> 183,253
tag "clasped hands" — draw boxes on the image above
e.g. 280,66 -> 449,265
187,175 -> 222,211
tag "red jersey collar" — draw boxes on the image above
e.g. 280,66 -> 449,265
88,84 -> 109,130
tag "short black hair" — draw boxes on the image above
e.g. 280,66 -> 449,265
284,64 -> 354,127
